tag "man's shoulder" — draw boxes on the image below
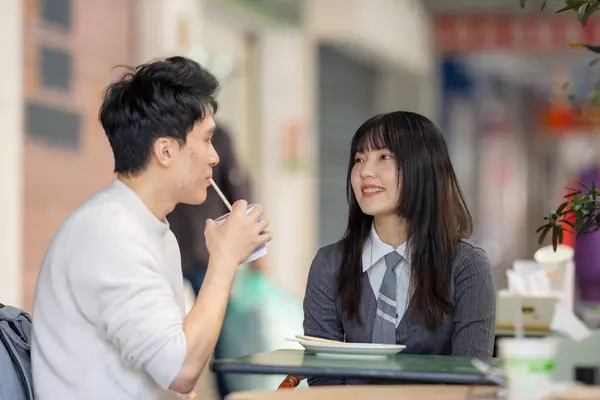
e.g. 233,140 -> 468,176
57,188 -> 140,242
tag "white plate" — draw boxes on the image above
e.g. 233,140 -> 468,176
297,339 -> 406,360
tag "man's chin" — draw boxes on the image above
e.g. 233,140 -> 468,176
180,192 -> 207,206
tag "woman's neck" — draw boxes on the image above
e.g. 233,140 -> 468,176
373,215 -> 408,248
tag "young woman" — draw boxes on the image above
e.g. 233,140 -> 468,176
303,111 -> 495,386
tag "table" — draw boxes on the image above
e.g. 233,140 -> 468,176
226,385 -> 600,400
210,349 -> 501,385
226,385 -> 498,400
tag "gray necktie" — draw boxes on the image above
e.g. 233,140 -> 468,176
372,251 -> 403,344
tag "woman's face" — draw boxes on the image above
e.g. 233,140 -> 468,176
350,147 -> 400,218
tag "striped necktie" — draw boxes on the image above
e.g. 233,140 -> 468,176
372,251 -> 403,344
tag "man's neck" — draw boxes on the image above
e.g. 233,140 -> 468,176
117,174 -> 175,221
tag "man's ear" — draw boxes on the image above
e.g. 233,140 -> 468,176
153,137 -> 173,167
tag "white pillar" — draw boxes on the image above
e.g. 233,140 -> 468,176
257,30 -> 316,298
0,0 -> 23,307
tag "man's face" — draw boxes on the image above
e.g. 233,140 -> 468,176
171,116 -> 219,205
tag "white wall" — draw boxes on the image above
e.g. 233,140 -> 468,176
133,0 -> 205,63
200,19 -> 254,168
307,0 -> 436,120
306,0 -> 433,75
0,0 -> 23,307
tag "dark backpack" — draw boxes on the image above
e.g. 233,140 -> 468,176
0,304 -> 34,400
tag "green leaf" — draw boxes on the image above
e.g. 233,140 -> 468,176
552,227 -> 559,250
568,93 -> 578,104
557,0 -> 587,14
556,202 -> 569,215
578,216 -> 595,238
539,225 -> 552,244
519,0 -> 527,9
590,94 -> 600,106
579,3 -> 590,25
560,219 -> 577,230
565,190 -> 582,198
576,180 -> 590,191
558,226 -> 564,244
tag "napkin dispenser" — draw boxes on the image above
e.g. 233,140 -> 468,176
496,290 -> 560,331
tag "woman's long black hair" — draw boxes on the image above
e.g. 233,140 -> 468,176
337,111 -> 473,331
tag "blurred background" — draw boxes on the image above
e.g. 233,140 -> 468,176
3,0 -> 600,397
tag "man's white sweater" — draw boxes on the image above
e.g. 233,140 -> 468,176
31,179 -> 187,399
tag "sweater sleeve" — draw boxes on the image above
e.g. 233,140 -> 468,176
303,247 -> 346,386
65,211 -> 187,390
451,244 -> 496,357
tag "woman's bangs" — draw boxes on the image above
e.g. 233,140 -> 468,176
354,122 -> 393,153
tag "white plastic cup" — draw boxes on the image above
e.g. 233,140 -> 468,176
498,337 -> 558,400
533,245 -> 574,286
213,203 -> 267,264
534,244 -> 575,312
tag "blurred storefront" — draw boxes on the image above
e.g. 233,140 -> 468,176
434,12 -> 600,287
310,0 -> 435,255
1,0 -> 436,310
173,0 -> 437,298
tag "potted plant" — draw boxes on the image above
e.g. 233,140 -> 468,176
537,182 -> 600,250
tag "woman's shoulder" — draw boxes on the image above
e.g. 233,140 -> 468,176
309,240 -> 345,275
454,239 -> 491,274
313,240 -> 344,264
305,240 -> 345,292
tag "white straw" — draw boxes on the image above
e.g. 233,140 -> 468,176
210,179 -> 233,211
514,295 -> 524,339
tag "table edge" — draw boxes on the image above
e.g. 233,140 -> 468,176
210,362 -> 498,385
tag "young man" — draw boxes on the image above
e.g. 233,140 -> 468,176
30,56 -> 271,399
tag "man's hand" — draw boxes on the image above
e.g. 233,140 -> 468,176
171,200 -> 272,394
204,200 -> 271,268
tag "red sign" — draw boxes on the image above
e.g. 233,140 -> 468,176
434,14 -> 600,53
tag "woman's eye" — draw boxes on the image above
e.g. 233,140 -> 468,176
354,157 -> 364,163
381,154 -> 394,160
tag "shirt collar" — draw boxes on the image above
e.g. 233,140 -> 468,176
362,224 -> 409,273
110,178 -> 170,237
